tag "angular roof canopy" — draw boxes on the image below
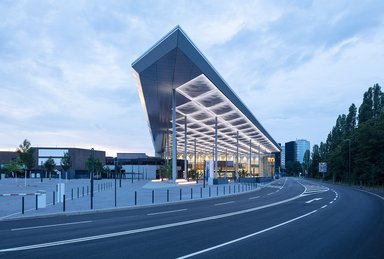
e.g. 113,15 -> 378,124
132,26 -> 280,157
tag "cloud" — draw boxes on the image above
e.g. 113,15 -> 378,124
0,0 -> 383,156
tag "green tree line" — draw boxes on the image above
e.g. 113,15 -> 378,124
308,83 -> 384,185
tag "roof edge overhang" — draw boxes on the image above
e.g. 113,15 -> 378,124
132,26 -> 281,154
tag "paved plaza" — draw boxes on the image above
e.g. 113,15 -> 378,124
0,177 -> 260,220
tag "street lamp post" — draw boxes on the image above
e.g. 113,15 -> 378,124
90,148 -> 94,210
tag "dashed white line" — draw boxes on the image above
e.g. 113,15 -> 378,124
147,209 -> 187,216
0,191 -> 308,253
214,201 -> 235,206
267,192 -> 274,195
177,210 -> 318,259
321,205 -> 328,209
11,221 -> 93,231
305,198 -> 323,204
248,196 -> 260,200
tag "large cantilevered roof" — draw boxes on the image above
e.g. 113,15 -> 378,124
132,26 -> 280,157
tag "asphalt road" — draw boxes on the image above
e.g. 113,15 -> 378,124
0,178 -> 383,258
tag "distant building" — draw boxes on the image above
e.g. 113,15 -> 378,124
296,139 -> 310,163
285,141 -> 296,164
0,151 -> 18,164
284,139 -> 310,164
34,147 -> 105,179
281,145 -> 286,169
272,143 -> 282,173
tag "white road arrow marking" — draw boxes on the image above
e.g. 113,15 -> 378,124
305,198 -> 323,204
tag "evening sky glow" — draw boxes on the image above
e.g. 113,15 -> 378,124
1,1 -> 383,156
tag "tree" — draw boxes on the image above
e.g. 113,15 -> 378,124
373,83 -> 382,118
309,145 -> 321,178
43,157 -> 56,180
2,158 -> 23,177
60,152 -> 72,180
16,139 -> 35,177
86,157 -> 103,178
358,87 -> 373,125
302,150 -> 311,176
285,161 -> 302,176
345,103 -> 357,137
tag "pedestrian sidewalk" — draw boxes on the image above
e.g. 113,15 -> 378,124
0,178 -> 261,220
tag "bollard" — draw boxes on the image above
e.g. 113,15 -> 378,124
53,192 -> 55,205
35,194 -> 38,210
209,187 -> 211,197
229,185 -> 231,194
191,188 -> 193,200
63,195 -> 66,212
77,187 -> 79,198
167,189 -> 169,202
115,178 -> 117,207
223,186 -> 225,195
82,186 -> 84,197
134,191 -> 137,205
71,188 -> 73,200
180,189 -> 182,200
200,187 -> 203,198
217,186 -> 219,196
22,196 -> 25,214
152,190 -> 154,204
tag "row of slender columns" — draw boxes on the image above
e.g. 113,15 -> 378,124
171,88 -> 267,181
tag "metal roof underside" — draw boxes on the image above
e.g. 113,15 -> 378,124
132,26 -> 280,157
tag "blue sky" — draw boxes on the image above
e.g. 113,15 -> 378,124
1,0 -> 383,156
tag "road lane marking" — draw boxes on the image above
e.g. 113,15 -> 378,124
305,198 -> 323,204
11,221 -> 93,231
177,210 -> 318,259
321,205 -> 327,209
0,187 -> 322,253
214,201 -> 234,206
147,209 -> 187,216
248,196 -> 260,200
267,192 -> 274,195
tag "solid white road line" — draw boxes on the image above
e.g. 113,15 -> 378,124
305,198 -> 323,204
214,201 -> 235,206
147,209 -> 187,216
248,196 -> 260,200
0,191 -> 309,253
11,221 -> 93,231
177,210 -> 318,259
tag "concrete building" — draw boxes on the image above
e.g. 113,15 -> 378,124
35,147 -> 106,179
0,148 -> 105,179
